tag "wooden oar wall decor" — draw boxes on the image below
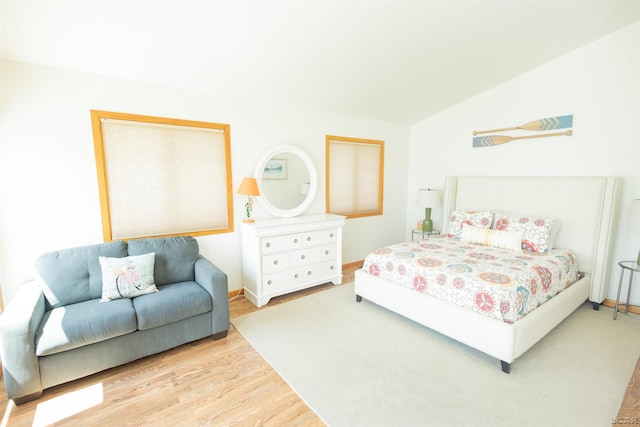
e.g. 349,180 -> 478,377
472,115 -> 573,148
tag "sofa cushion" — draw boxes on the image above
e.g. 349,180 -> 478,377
99,252 -> 159,302
127,236 -> 199,286
35,298 -> 137,356
133,281 -> 212,331
35,241 -> 128,309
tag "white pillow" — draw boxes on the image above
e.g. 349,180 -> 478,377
547,221 -> 561,250
99,252 -> 158,302
461,224 -> 524,252
493,213 -> 555,252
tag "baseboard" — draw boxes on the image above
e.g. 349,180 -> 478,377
601,298 -> 640,315
343,260 -> 364,270
228,288 -> 244,299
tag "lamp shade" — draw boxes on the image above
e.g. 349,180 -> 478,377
629,199 -> 640,226
237,177 -> 260,196
416,189 -> 441,208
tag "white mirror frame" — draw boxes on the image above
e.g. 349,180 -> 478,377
254,145 -> 318,218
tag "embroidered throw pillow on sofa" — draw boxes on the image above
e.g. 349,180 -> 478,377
99,252 -> 158,302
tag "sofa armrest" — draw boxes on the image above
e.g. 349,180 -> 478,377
0,280 -> 46,402
194,256 -> 230,335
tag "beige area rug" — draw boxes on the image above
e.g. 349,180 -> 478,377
231,283 -> 640,427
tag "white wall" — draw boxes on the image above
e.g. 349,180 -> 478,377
0,59 -> 410,302
407,22 -> 640,304
3,22 -> 636,307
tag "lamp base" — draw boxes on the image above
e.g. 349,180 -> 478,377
422,207 -> 433,233
243,219 -> 255,223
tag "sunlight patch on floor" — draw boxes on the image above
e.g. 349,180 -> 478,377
33,383 -> 104,427
1,399 -> 15,427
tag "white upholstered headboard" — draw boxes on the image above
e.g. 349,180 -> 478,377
442,176 -> 621,303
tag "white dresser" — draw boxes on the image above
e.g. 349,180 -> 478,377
241,213 -> 346,307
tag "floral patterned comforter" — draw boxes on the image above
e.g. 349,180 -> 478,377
361,236 -> 580,323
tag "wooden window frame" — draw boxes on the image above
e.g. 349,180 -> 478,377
91,110 -> 234,241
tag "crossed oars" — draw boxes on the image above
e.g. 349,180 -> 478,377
473,130 -> 572,148
473,115 -> 573,136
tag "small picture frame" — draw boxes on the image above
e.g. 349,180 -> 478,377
263,158 -> 287,180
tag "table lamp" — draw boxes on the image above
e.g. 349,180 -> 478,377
628,199 -> 640,264
416,188 -> 441,233
237,177 -> 260,223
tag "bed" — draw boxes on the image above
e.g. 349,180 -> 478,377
354,176 -> 621,373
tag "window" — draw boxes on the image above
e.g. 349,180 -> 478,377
326,135 -> 384,218
91,110 -> 233,241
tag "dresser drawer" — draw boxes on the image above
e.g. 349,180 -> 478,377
261,233 -> 302,254
284,261 -> 338,285
263,260 -> 339,292
290,248 -> 315,267
314,244 -> 336,262
262,253 -> 291,274
289,244 -> 337,268
312,260 -> 339,278
263,270 -> 304,291
301,229 -> 337,246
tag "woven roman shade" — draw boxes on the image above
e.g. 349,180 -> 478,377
94,112 -> 232,240
327,136 -> 383,217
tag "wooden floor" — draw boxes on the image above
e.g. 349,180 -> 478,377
3,265 -> 639,425
0,268 -> 356,427
615,355 -> 640,426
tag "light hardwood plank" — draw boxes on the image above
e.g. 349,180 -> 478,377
0,266 -> 358,426
5,263 -> 639,425
614,355 -> 640,426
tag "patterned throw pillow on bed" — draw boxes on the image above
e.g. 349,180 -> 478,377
447,210 -> 494,238
493,214 -> 555,252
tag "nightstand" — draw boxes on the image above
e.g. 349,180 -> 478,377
614,261 -> 640,320
412,229 -> 440,242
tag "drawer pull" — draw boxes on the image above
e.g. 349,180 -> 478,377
267,280 -> 272,285
294,238 -> 299,243
307,271 -> 312,276
274,260 -> 278,265
266,243 -> 271,248
325,250 -> 329,255
330,233 -> 334,238
294,274 -> 299,279
330,265 -> 334,270
301,255 -> 305,260
307,236 -> 311,242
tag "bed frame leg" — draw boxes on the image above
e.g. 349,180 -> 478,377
356,295 -> 362,302
501,361 -> 511,374
592,302 -> 600,311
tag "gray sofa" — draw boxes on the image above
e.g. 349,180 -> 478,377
0,236 -> 229,404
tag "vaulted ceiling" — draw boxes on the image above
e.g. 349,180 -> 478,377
2,1 -> 639,124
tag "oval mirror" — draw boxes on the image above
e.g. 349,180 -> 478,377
254,145 -> 317,218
